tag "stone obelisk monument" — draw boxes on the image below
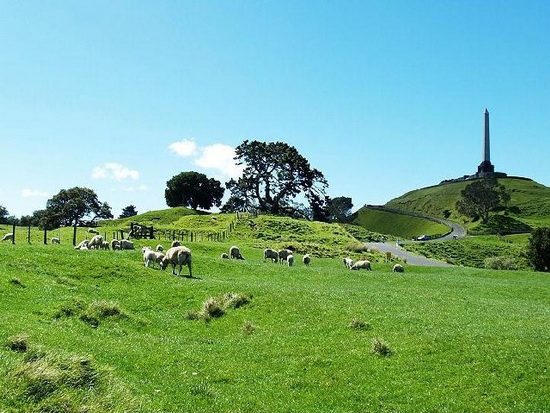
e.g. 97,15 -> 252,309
477,108 -> 495,176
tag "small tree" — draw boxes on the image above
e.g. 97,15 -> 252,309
165,171 -> 224,210
326,196 -> 353,222
526,227 -> 550,272
0,205 -> 9,224
456,178 -> 510,224
119,205 -> 138,219
45,187 -> 112,227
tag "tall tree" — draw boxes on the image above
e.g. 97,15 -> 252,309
526,227 -> 550,272
165,171 -> 224,210
225,140 -> 328,219
326,196 -> 354,222
45,187 -> 112,227
119,205 -> 138,219
455,178 -> 510,224
0,205 -> 9,224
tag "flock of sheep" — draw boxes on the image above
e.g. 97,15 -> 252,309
2,230 -> 405,275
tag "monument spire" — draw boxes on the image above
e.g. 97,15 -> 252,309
477,108 -> 495,176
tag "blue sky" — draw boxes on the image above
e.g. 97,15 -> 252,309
1,0 -> 549,218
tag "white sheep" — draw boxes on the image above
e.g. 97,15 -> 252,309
343,257 -> 354,270
229,245 -> 244,260
392,263 -> 405,273
263,248 -> 279,263
287,254 -> 294,267
278,249 -> 292,264
87,228 -> 99,234
110,239 -> 121,250
74,240 -> 89,250
2,233 -> 13,242
143,247 -> 164,268
87,235 -> 104,250
161,246 -> 192,277
120,239 -> 135,250
351,260 -> 372,271
221,253 -> 230,259
156,244 -> 164,252
171,240 -> 181,248
51,237 -> 60,244
302,254 -> 311,266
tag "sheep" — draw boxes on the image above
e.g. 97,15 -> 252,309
229,245 -> 244,260
120,239 -> 135,250
110,239 -> 121,250
101,241 -> 110,250
392,263 -> 405,273
2,233 -> 13,242
143,247 -> 164,269
287,254 -> 294,267
50,237 -> 60,244
343,257 -> 354,270
263,248 -> 279,263
87,235 -> 104,250
351,260 -> 372,271
87,228 -> 99,234
74,240 -> 89,250
302,254 -> 311,266
156,244 -> 164,252
161,246 -> 192,277
278,249 -> 292,264
221,253 -> 230,259
171,240 -> 181,248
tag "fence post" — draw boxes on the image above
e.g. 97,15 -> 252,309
28,225 -> 31,244
44,228 -> 48,245
73,224 -> 77,246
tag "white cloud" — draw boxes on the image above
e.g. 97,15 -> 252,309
168,139 -> 198,157
92,163 -> 139,181
195,144 -> 244,179
121,185 -> 149,192
21,189 -> 49,198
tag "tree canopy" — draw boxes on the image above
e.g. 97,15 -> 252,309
456,178 -> 510,224
526,227 -> 550,272
225,140 -> 328,219
326,196 -> 353,222
165,171 -> 224,211
45,187 -> 113,228
119,205 -> 138,219
0,205 -> 9,224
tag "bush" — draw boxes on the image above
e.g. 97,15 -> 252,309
526,227 -> 550,272
484,256 -> 518,270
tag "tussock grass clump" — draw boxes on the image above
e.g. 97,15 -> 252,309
9,277 -> 25,288
80,300 -> 128,328
372,338 -> 393,356
348,318 -> 372,331
345,242 -> 370,254
193,292 -> 252,322
7,334 -> 29,352
242,320 -> 257,335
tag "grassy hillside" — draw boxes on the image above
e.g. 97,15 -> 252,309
1,242 -> 548,412
349,206 -> 450,240
385,177 -> 550,232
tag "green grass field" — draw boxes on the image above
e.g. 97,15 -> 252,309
1,240 -> 548,412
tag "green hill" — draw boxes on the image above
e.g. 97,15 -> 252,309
384,177 -> 550,233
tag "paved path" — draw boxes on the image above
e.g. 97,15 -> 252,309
366,242 -> 453,267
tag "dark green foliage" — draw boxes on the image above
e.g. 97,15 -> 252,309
484,256 -> 518,270
226,140 -> 328,219
372,338 -> 393,356
326,196 -> 353,222
7,334 -> 29,352
118,204 -> 138,219
165,171 -> 225,211
0,204 -> 9,224
45,187 -> 112,228
456,179 -> 510,224
526,227 -> 550,272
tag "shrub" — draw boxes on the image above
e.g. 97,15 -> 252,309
526,227 -> 550,272
372,338 -> 393,356
199,297 -> 225,321
345,242 -> 369,254
484,256 -> 518,270
223,292 -> 251,309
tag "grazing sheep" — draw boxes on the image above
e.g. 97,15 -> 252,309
287,254 -> 294,267
229,245 -> 244,260
2,233 -> 13,242
143,247 -> 164,268
87,228 -> 99,234
392,263 -> 405,273
51,237 -> 60,244
110,239 -> 121,250
161,246 -> 192,277
264,248 -> 279,263
87,235 -> 104,250
302,254 -> 311,266
343,257 -> 354,270
221,253 -> 230,259
156,244 -> 164,252
120,239 -> 135,250
351,260 -> 372,271
171,240 -> 181,248
74,240 -> 89,250
278,249 -> 292,264
101,241 -> 110,250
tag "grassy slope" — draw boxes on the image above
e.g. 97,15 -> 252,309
350,207 -> 450,239
385,177 -> 550,229
0,242 -> 548,412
